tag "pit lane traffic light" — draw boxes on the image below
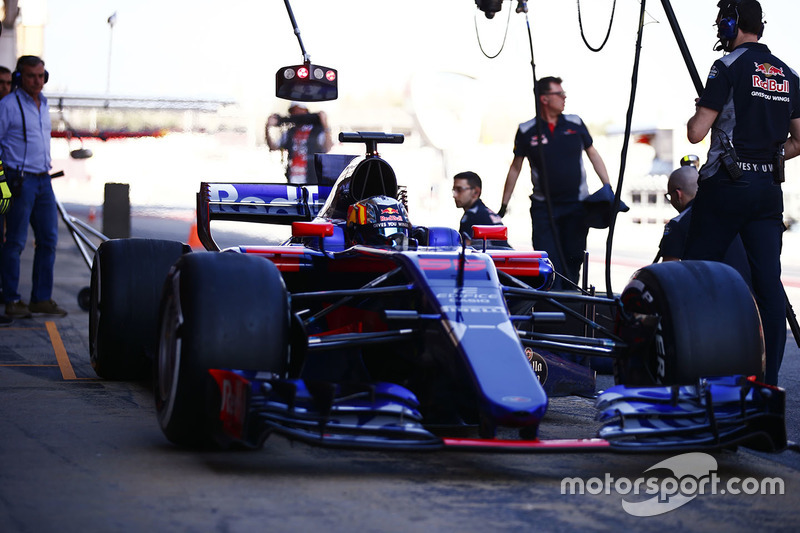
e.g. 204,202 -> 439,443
275,63 -> 338,102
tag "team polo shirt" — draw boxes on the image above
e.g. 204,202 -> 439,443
658,200 -> 751,282
659,201 -> 693,260
698,42 -> 800,179
459,199 -> 510,248
513,114 -> 593,202
459,198 -> 502,234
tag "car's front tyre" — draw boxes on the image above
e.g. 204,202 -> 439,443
155,252 -> 290,447
615,260 -> 764,385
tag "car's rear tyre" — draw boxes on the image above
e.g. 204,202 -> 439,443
156,252 -> 290,447
90,238 -> 188,380
615,260 -> 764,385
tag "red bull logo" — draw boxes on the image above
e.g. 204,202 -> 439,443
382,207 -> 399,215
752,75 -> 790,93
754,62 -> 785,77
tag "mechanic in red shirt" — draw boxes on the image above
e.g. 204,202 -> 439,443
498,76 -> 610,289
685,0 -> 800,385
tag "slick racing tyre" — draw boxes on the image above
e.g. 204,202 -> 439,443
90,238 -> 189,380
156,252 -> 290,447
615,260 -> 764,386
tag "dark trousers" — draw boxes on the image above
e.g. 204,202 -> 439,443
530,199 -> 588,289
0,168 -> 59,304
684,168 -> 785,385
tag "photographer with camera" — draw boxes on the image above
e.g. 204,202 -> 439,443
266,101 -> 333,184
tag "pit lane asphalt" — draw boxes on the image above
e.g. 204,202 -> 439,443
2,206 -> 799,532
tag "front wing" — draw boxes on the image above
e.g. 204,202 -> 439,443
209,370 -> 786,453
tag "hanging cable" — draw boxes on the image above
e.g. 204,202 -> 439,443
520,7 -> 570,287
604,0 -> 648,298
474,1 -> 514,59
577,0 -> 617,52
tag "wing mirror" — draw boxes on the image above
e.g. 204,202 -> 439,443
472,225 -> 508,240
292,221 -> 334,238
472,225 -> 508,253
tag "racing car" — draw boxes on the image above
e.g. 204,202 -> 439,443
88,130 -> 786,454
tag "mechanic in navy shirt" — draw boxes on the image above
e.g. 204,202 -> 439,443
452,171 -> 509,248
499,76 -> 610,289
685,0 -> 800,385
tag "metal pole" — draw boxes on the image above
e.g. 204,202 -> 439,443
106,13 -> 117,96
660,0 -> 704,95
283,0 -> 310,63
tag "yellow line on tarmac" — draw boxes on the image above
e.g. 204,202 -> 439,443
45,321 -> 77,380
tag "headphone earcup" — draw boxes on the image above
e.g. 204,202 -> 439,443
10,69 -> 49,86
719,16 -> 738,41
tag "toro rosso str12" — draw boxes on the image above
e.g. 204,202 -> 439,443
89,132 -> 785,454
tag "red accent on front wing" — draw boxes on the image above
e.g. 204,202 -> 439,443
746,375 -> 784,391
443,437 -> 611,451
209,369 -> 250,440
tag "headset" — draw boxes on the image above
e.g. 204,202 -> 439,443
11,55 -> 49,89
715,0 -> 764,51
717,0 -> 740,42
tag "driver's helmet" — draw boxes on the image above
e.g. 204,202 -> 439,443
346,195 -> 412,248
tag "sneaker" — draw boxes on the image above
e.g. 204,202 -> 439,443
5,300 -> 32,318
29,299 -> 68,317
0,315 -> 12,327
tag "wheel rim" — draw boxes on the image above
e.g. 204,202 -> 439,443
157,272 -> 183,429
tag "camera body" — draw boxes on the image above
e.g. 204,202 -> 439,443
276,113 -> 322,127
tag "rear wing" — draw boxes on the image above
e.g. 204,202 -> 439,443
196,182 -> 333,251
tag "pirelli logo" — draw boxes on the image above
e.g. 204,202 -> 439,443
752,76 -> 790,93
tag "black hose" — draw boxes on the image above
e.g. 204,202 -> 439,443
522,11 -> 569,285
474,2 -> 513,59
604,0 -> 648,298
577,0 -> 617,52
